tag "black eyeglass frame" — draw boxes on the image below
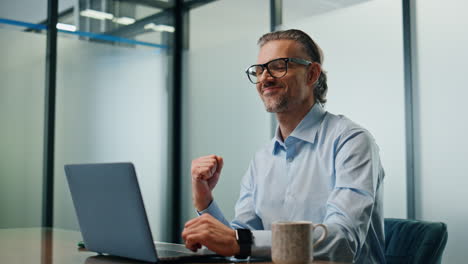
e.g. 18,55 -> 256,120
245,57 -> 313,84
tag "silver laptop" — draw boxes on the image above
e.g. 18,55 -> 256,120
65,162 -> 222,263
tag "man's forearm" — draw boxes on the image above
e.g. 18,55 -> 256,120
193,195 -> 213,212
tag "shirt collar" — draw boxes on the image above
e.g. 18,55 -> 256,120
272,103 -> 327,154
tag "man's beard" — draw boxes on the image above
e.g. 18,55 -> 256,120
263,95 -> 289,113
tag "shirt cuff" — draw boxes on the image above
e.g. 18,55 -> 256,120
197,200 -> 221,216
196,200 -> 231,227
251,230 -> 271,257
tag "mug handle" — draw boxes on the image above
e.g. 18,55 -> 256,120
311,223 -> 328,249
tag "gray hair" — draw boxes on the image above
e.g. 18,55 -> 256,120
257,29 -> 328,104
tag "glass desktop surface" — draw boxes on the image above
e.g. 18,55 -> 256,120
0,228 -> 346,264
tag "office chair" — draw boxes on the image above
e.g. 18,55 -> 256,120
384,218 -> 448,264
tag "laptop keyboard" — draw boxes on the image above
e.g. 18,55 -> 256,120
154,241 -> 221,260
157,249 -> 195,258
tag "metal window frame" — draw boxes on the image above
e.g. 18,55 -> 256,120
402,0 -> 416,219
170,0 -> 184,243
42,0 -> 58,229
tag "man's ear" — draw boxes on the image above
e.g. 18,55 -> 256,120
307,63 -> 320,86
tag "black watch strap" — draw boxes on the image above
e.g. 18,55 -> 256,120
235,229 -> 252,259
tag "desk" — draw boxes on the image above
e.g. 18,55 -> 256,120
0,228 -> 343,264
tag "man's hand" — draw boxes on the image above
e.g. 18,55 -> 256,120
182,214 -> 240,257
191,155 -> 224,211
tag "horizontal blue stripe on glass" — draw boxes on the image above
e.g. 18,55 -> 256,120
0,18 -> 47,30
0,17 -> 168,49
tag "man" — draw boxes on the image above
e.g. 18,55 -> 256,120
182,29 -> 385,263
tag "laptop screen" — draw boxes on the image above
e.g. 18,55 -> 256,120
65,162 -> 158,262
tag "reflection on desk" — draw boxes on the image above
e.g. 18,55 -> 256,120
0,228 -> 346,264
86,255 -> 149,264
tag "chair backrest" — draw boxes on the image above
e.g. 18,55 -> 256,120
384,218 -> 448,264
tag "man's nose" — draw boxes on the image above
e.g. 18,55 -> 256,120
258,69 -> 274,83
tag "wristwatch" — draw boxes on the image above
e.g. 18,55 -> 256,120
234,229 -> 253,259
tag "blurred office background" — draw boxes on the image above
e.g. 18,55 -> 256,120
0,0 -> 466,262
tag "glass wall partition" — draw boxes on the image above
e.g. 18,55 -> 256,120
0,1 -> 47,228
181,0 -> 271,226
0,0 -> 47,23
414,0 -> 468,262
282,0 -> 408,218
52,0 -> 173,241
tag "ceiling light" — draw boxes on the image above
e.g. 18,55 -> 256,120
144,23 -> 175,33
80,9 -> 114,20
113,17 -> 136,25
56,23 -> 77,32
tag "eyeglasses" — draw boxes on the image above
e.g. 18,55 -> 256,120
245,57 -> 312,84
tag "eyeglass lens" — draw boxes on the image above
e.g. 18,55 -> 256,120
247,59 -> 288,84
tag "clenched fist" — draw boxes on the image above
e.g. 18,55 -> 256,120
191,155 -> 224,211
182,214 -> 239,256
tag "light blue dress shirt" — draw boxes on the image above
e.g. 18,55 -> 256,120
199,103 -> 385,263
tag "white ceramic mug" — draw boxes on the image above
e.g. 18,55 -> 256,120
272,221 -> 328,264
